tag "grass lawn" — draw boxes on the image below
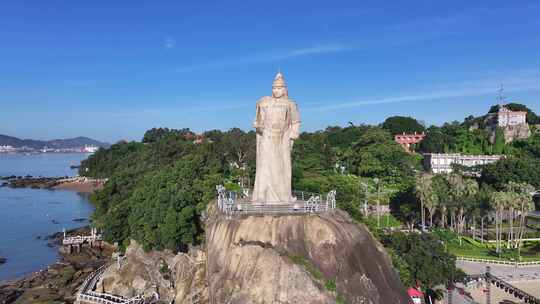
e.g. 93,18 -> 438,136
433,229 -> 540,262
364,214 -> 402,229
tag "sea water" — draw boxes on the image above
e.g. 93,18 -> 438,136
0,153 -> 94,281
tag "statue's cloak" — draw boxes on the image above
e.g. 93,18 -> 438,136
252,96 -> 300,204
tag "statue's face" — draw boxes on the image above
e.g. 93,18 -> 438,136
272,86 -> 287,98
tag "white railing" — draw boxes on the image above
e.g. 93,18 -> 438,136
63,235 -> 103,245
456,256 -> 540,266
76,264 -> 145,304
216,185 -> 336,215
63,228 -> 103,245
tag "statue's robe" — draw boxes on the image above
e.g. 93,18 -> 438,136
252,96 -> 300,204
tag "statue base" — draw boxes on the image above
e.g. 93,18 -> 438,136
216,186 -> 336,216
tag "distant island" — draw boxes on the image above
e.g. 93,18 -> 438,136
0,134 -> 110,153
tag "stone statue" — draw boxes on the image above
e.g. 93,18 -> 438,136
252,72 -> 300,204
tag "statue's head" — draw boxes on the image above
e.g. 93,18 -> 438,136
272,72 -> 288,99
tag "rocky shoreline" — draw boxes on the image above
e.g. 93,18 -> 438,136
0,226 -> 114,304
0,177 -> 107,303
0,176 -> 105,193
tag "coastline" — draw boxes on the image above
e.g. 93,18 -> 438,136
53,178 -> 105,193
2,176 -> 105,193
0,179 -> 105,303
0,226 -> 114,304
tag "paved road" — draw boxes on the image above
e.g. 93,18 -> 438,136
457,260 -> 540,282
461,280 -> 540,304
451,260 -> 540,303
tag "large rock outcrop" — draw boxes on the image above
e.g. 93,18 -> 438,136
502,123 -> 531,143
96,209 -> 409,304
96,241 -> 207,303
206,208 -> 409,304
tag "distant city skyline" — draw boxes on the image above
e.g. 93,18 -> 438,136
1,1 -> 539,143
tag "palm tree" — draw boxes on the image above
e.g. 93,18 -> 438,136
425,191 -> 439,228
457,179 -> 478,245
478,194 -> 491,244
507,193 -> 519,248
504,182 -> 518,248
446,173 -> 466,233
509,182 -> 535,254
415,174 -> 440,229
414,174 -> 432,231
432,175 -> 450,229
489,191 -> 508,254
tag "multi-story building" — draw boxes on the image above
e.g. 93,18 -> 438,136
0,145 -> 15,152
394,132 -> 425,153
497,106 -> 527,127
423,153 -> 502,174
82,145 -> 100,153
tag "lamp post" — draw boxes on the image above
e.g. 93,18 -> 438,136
374,178 -> 381,228
360,182 -> 369,217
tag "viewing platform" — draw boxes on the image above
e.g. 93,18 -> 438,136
216,185 -> 336,216
63,228 -> 103,246
62,228 -> 103,254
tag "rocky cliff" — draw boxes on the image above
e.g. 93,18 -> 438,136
206,207 -> 409,304
502,123 -> 531,143
96,207 -> 408,304
96,241 -> 207,303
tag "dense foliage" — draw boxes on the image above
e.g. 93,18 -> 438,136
83,128 -> 249,251
418,123 -> 492,154
83,125 -> 420,251
80,102 -> 539,290
381,232 -> 464,288
381,116 -> 425,135
417,103 -> 539,155
480,156 -> 540,190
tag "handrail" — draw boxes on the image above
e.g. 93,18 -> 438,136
216,185 -> 337,216
76,263 -> 145,304
486,273 -> 540,303
456,256 -> 540,266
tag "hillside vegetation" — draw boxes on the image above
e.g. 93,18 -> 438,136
81,103 -> 540,291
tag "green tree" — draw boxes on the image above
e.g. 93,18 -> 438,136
381,232 -> 463,289
481,157 -> 540,189
381,116 -> 425,136
493,127 -> 505,154
414,174 -> 438,230
489,191 -> 508,254
505,182 -> 535,251
418,127 -> 453,153
346,128 -> 417,184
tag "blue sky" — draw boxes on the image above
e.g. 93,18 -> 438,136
1,1 -> 539,143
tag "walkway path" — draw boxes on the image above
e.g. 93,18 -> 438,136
75,264 -> 145,304
455,260 -> 540,304
457,260 -> 540,282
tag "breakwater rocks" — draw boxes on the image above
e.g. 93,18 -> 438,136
1,176 -> 106,193
3,176 -> 67,189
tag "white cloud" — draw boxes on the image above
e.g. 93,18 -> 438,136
307,72 -> 540,111
172,44 -> 349,72
164,37 -> 176,49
